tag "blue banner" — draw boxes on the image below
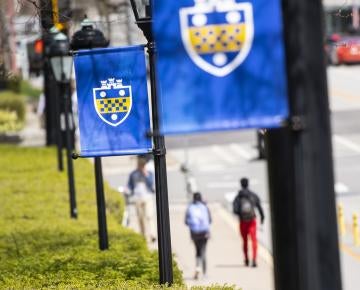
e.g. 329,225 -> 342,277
73,46 -> 152,157
152,0 -> 289,134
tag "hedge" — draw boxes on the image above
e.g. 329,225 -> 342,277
0,91 -> 26,133
0,110 -> 23,132
0,146 -> 184,288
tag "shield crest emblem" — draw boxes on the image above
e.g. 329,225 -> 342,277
180,1 -> 254,77
93,78 -> 132,126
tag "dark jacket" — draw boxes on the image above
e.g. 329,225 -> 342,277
233,189 -> 265,222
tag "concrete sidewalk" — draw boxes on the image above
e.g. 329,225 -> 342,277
169,203 -> 274,289
19,104 -> 45,147
125,197 -> 274,289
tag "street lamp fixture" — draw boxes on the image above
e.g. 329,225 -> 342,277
50,31 -> 72,77
49,29 -> 77,219
70,17 -> 109,50
50,47 -> 72,83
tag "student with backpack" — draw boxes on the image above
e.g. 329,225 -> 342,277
185,192 -> 212,280
233,177 -> 264,267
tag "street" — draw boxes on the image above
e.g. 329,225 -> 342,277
102,65 -> 360,289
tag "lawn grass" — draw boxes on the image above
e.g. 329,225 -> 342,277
0,146 -> 183,288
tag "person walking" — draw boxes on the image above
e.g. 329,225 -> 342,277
233,177 -> 264,267
185,192 -> 212,279
127,155 -> 156,243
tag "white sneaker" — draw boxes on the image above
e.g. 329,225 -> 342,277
194,267 -> 201,280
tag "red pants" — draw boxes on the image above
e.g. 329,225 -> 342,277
240,219 -> 257,261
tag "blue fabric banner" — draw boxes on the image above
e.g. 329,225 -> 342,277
73,46 -> 152,157
152,0 -> 289,134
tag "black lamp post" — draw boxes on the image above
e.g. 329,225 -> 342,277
129,0 -> 173,285
49,30 -> 78,219
70,17 -> 110,250
47,27 -> 64,172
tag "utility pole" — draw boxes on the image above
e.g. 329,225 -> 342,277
266,0 -> 342,290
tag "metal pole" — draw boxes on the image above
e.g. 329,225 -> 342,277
40,0 -> 57,145
62,80 -> 78,219
265,0 -> 342,289
137,3 -> 173,285
70,21 -> 110,251
146,4 -> 173,284
94,157 -> 109,250
129,0 -> 173,284
148,40 -> 173,285
43,58 -> 58,146
54,73 -> 64,171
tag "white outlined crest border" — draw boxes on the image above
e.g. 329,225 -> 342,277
92,85 -> 133,127
179,2 -> 254,77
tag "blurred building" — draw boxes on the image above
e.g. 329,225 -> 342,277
324,0 -> 360,33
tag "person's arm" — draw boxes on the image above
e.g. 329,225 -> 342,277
254,193 -> 265,223
207,205 -> 212,224
145,171 -> 155,193
127,172 -> 134,194
185,207 -> 190,226
233,195 -> 240,215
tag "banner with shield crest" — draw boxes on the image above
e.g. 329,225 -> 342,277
152,0 -> 289,134
73,46 -> 152,157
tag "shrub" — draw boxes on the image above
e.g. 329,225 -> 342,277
6,74 -> 21,93
0,68 -> 22,93
0,146 -> 183,288
0,91 -> 26,122
20,79 -> 42,100
0,110 -> 23,132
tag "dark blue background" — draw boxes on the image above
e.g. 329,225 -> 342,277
152,0 -> 289,134
74,46 -> 152,157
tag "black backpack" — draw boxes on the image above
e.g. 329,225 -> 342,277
233,192 -> 256,221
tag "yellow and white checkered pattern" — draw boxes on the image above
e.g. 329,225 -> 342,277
188,23 -> 246,54
96,97 -> 130,114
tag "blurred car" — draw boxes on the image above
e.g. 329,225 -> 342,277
326,32 -> 360,65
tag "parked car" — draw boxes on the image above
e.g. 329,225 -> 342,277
325,32 -> 360,65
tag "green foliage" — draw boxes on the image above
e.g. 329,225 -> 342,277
0,146 -> 183,288
6,75 -> 22,93
190,285 -> 240,290
0,91 -> 26,121
0,70 -> 22,93
0,91 -> 26,133
20,79 -> 42,100
0,110 -> 23,132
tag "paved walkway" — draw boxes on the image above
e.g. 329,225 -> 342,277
169,203 -> 274,289
123,191 -> 274,289
19,104 -> 45,147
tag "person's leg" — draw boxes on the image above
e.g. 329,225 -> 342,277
144,196 -> 156,242
240,221 -> 249,265
200,238 -> 208,275
249,219 -> 257,267
193,238 -> 201,279
136,200 -> 146,237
